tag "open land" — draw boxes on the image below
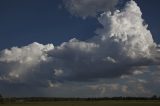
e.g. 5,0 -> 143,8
1,101 -> 160,106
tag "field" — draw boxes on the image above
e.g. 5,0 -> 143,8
1,101 -> 160,106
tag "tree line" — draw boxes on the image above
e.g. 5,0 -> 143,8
0,94 -> 160,103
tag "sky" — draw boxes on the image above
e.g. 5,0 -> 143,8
0,0 -> 160,50
0,0 -> 160,97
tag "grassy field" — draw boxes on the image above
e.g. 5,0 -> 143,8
1,101 -> 160,106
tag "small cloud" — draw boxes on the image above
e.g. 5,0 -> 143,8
120,75 -> 130,79
63,0 -> 118,19
133,70 -> 144,75
103,56 -> 117,63
137,79 -> 147,83
54,69 -> 64,76
121,85 -> 128,93
48,80 -> 60,88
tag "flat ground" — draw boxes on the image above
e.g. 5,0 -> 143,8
1,101 -> 160,106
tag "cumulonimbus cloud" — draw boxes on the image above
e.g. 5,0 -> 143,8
0,1 -> 160,88
63,0 -> 118,19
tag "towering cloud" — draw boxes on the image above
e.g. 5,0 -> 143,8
50,0 -> 159,82
0,0 -> 160,96
63,0 -> 118,19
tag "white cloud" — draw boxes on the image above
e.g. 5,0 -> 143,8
133,70 -> 144,75
103,56 -> 117,63
54,69 -> 64,76
0,0 -> 160,97
0,42 -> 54,64
1,0 -> 160,83
0,42 -> 54,84
96,0 -> 156,59
63,0 -> 118,19
48,80 -> 60,88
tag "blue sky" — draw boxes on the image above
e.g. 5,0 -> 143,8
0,0 -> 160,97
0,0 -> 159,50
0,0 -> 99,50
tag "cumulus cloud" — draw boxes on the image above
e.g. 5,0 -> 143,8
49,0 -> 159,81
0,42 -> 54,86
0,0 -> 160,96
63,0 -> 118,19
0,42 -> 54,63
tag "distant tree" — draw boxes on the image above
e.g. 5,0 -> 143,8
0,94 -> 3,104
152,95 -> 157,100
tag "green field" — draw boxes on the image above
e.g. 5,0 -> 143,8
1,101 -> 160,106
